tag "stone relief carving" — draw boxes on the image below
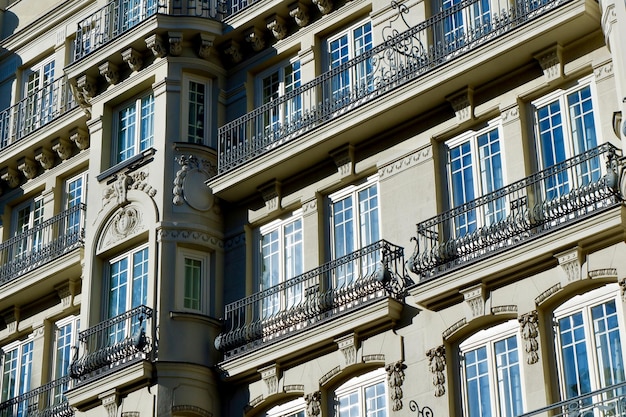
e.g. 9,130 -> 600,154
386,361 -> 405,411
305,391 -> 321,417
260,364 -> 279,396
336,333 -> 357,366
102,170 -> 157,214
426,345 -> 446,397
98,204 -> 146,252
519,311 -> 539,364
173,155 -> 216,211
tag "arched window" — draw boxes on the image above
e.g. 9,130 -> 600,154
263,397 -> 305,417
333,368 -> 387,417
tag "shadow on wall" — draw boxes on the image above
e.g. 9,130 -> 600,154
0,9 -> 18,40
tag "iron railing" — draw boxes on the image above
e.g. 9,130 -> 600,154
0,77 -> 76,151
408,144 -> 622,280
73,0 -> 223,61
0,376 -> 73,417
217,0 -> 570,174
520,381 -> 626,416
69,305 -> 155,384
0,204 -> 86,286
215,240 -> 408,358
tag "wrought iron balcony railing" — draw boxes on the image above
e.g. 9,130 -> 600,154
69,305 -> 155,384
0,204 -> 86,286
215,240 -> 408,358
408,144 -> 622,281
520,381 -> 626,416
0,77 -> 76,152
217,0 -> 570,174
73,0 -> 223,61
0,376 -> 73,417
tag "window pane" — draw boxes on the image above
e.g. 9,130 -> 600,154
184,258 -> 202,310
591,300 -> 625,388
132,247 -> 149,308
495,336 -> 523,417
465,346 -> 492,417
140,94 -> 154,152
188,81 -> 206,144
118,104 -> 137,162
559,312 -> 592,399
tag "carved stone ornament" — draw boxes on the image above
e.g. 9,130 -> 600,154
52,137 -> 74,160
312,0 -> 332,14
98,204 -> 146,252
534,44 -> 563,83
426,345 -> 446,397
173,155 -> 216,211
122,48 -> 143,72
35,147 -> 55,170
555,247 -> 582,283
330,144 -> 355,178
259,364 -> 279,396
258,180 -> 281,212
99,61 -> 120,85
198,33 -> 215,59
223,40 -> 242,63
266,15 -> 288,40
386,361 -> 405,411
305,391 -> 321,417
102,170 -> 157,211
70,75 -> 95,117
288,2 -> 309,27
336,333 -> 357,366
17,157 -> 38,180
168,32 -> 183,56
519,311 -> 539,364
70,127 -> 90,150
461,283 -> 486,318
1,167 -> 20,188
146,33 -> 166,58
99,390 -> 119,417
447,86 -> 474,123
244,27 -> 265,52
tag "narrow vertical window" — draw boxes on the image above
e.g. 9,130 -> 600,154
1,338 -> 34,403
187,80 -> 206,144
116,93 -> 154,163
258,60 -> 301,134
184,257 -> 202,310
328,21 -> 373,101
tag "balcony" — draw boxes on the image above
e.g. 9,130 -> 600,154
73,0 -> 222,61
69,305 -> 155,385
0,77 -> 77,153
407,144 -> 622,282
215,240 -> 409,360
0,204 -> 86,286
0,377 -> 73,417
217,0 -> 572,175
520,381 -> 626,416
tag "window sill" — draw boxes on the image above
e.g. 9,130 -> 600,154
97,147 -> 156,182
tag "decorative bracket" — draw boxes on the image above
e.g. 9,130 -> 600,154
223,40 -> 242,64
288,2 -> 310,27
259,364 -> 280,396
70,127 -> 90,151
266,14 -> 288,40
99,61 -> 120,85
99,390 -> 120,417
335,333 -> 358,366
244,27 -> 265,52
0,167 -> 20,188
35,147 -> 55,170
461,283 -> 486,318
146,34 -> 167,58
555,246 -> 583,283
168,32 -> 183,56
198,33 -> 215,59
17,157 -> 38,180
312,0 -> 332,14
258,180 -> 282,212
330,144 -> 355,178
534,44 -> 564,83
52,137 -> 74,160
446,86 -> 474,123
122,48 -> 143,72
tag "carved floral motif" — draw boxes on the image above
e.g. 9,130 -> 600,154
519,311 -> 539,364
386,361 -> 405,411
426,345 -> 446,397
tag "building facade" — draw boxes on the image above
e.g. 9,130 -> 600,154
0,0 -> 625,415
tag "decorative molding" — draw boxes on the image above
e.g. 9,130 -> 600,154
501,105 -> 519,124
363,354 -> 385,362
305,391 -> 321,417
491,305 -> 517,314
121,413 -> 140,417
1,167 -> 20,188
519,311 -> 539,364
55,280 -> 79,308
146,34 -> 166,58
52,137 -> 74,160
588,268 -> 618,279
76,74 -> 96,99
259,364 -> 279,396
171,406 -> 212,417
258,180 -> 282,212
244,27 -> 265,52
198,33 -> 215,59
534,44 -> 563,83
336,333 -> 358,366
330,144 -> 355,178
248,395 -> 264,409
288,2 -> 310,27
99,390 -> 119,417
266,15 -> 288,40
447,86 -> 474,123
223,40 -> 242,64
35,147 -> 55,170
1,306 -> 19,334
461,283 -> 486,318
386,361 -> 405,411
301,199 -> 317,215
620,278 -> 626,303
157,228 -> 223,248
319,366 -> 341,386
70,127 -> 90,150
600,2 -> 617,50
122,48 -> 143,72
594,61 -> 613,81
224,233 -> 245,249
426,345 -> 446,397
102,170 -> 157,210
173,155 -> 216,210
555,247 -> 582,283
443,318 -> 466,340
284,384 -> 304,393
17,157 -> 38,180
535,283 -> 561,305
168,32 -> 183,56
312,0 -> 332,14
98,61 -> 119,85
379,147 -> 432,179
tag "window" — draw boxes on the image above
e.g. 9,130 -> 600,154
121,0 -> 158,31
554,285 -> 626,404
334,368 -> 388,417
263,398 -> 306,417
258,60 -> 301,133
460,321 -> 524,417
436,0 -> 490,51
184,76 -> 211,145
116,93 -> 154,163
107,245 -> 149,341
22,57 -> 55,132
1,336 -> 34,404
177,248 -> 210,313
533,83 -> 600,200
328,21 -> 373,101
52,316 -> 79,402
64,171 -> 87,235
13,196 -> 44,256
446,122 -> 504,237
329,178 -> 380,288
259,213 -> 303,317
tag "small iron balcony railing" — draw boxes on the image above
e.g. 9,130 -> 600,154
217,0 -> 570,174
519,380 -> 626,416
0,77 -> 76,152
0,376 -> 73,417
0,204 -> 86,286
69,305 -> 155,384
73,0 -> 223,61
408,144 -> 622,280
215,240 -> 408,358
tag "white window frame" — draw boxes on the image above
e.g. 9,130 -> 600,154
52,315 -> 80,401
459,320 -> 525,417
182,75 -> 211,145
63,171 -> 87,235
12,195 -> 45,256
263,397 -> 306,417
114,92 -> 155,164
334,368 -> 388,417
1,335 -> 34,402
105,244 -> 150,319
21,56 -> 56,133
177,248 -> 210,314
256,58 -> 302,133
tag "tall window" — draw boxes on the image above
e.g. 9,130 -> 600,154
185,77 -> 211,145
460,321 -> 524,417
533,83 -> 600,200
64,172 -> 87,235
178,248 -> 210,313
328,21 -> 373,101
258,60 -> 301,133
22,57 -> 55,132
329,179 -> 380,288
1,337 -> 34,404
107,246 -> 149,342
121,0 -> 158,31
447,123 -> 504,237
259,214 -> 303,317
554,285 -> 625,404
116,93 -> 154,163
335,368 -> 388,417
436,0 -> 490,51
53,316 -> 80,403
13,196 -> 44,256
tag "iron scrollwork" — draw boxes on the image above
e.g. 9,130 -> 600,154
409,400 -> 434,417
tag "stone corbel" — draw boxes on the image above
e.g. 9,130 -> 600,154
258,180 -> 282,212
461,283 -> 486,318
35,147 -> 55,170
446,86 -> 474,124
266,14 -> 288,40
146,33 -> 166,58
1,306 -> 19,334
98,61 -> 119,85
288,2 -> 310,27
259,364 -> 280,396
244,27 -> 266,52
330,144 -> 355,178
99,390 -> 120,417
385,361 -> 405,411
76,74 -> 96,100
555,246 -> 583,283
223,40 -> 242,64
312,0 -> 332,14
55,279 -> 79,309
122,48 -> 143,72
70,127 -> 90,151
534,44 -> 564,84
52,137 -> 74,160
426,345 -> 446,397
335,333 -> 358,366
168,32 -> 183,56
1,167 -> 20,188
519,310 -> 539,364
17,157 -> 38,180
198,33 -> 215,59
